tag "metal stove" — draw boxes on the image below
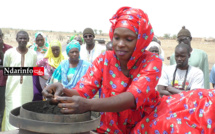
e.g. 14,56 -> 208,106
1,101 -> 100,134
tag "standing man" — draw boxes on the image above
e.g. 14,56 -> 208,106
158,43 -> 204,96
0,29 -> 12,130
170,26 -> 210,89
2,31 -> 37,131
80,28 -> 105,63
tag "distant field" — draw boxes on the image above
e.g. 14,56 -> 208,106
2,28 -> 215,70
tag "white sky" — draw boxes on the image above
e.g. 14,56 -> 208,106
1,0 -> 215,38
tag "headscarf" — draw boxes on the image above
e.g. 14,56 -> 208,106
30,32 -> 49,54
44,40 -> 65,68
109,6 -> 154,69
146,41 -> 161,55
66,40 -> 81,55
70,34 -> 84,43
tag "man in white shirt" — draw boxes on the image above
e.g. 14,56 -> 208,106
80,28 -> 105,63
170,26 -> 209,89
157,43 -> 204,96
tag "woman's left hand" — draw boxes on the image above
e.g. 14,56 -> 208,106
56,96 -> 90,114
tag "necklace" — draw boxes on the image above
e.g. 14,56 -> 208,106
172,65 -> 189,90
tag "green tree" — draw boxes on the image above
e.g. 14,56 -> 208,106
94,29 -> 97,35
172,34 -> 177,40
163,33 -> 171,39
99,30 -> 102,35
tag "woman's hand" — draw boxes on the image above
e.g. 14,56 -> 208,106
42,82 -> 64,99
57,96 -> 90,114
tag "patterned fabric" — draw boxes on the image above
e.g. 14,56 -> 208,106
44,40 -> 64,68
146,41 -> 165,61
109,6 -> 153,70
66,40 -> 80,55
30,32 -> 49,54
49,59 -> 91,89
76,51 -> 162,133
131,89 -> 215,134
146,41 -> 161,55
74,6 -> 215,134
36,58 -> 56,78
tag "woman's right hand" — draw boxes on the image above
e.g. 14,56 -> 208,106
42,82 -> 64,99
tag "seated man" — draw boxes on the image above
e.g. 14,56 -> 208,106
157,43 -> 204,96
170,26 -> 209,89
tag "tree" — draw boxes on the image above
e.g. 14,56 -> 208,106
163,33 -> 171,39
99,30 -> 102,35
172,34 -> 177,40
94,29 -> 97,35
74,30 -> 77,33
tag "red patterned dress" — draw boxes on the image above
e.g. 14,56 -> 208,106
75,6 -> 215,134
75,50 -> 215,134
76,50 -> 162,133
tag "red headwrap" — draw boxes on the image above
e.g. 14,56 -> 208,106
109,7 -> 154,69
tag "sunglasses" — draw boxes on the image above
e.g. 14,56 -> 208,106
177,37 -> 190,42
84,35 -> 93,38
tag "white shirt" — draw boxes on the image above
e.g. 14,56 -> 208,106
80,43 -> 105,63
158,64 -> 204,90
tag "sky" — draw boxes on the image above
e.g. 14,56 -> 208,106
1,0 -> 215,38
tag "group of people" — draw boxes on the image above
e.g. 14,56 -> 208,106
0,28 -> 106,131
147,26 -> 210,96
0,6 -> 215,133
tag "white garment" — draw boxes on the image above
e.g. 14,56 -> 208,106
158,64 -> 204,90
160,48 -> 165,61
36,51 -> 45,62
146,41 -> 165,61
2,48 -> 37,131
80,44 -> 105,63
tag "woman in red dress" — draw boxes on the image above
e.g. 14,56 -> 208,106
43,7 -> 215,134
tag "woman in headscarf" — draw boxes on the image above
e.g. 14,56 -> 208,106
49,40 -> 91,89
146,41 -> 161,56
43,7 -> 215,134
146,41 -> 166,90
147,40 -> 165,61
30,32 -> 49,61
33,40 -> 64,101
31,32 -> 49,101
64,34 -> 84,59
69,34 -> 84,45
